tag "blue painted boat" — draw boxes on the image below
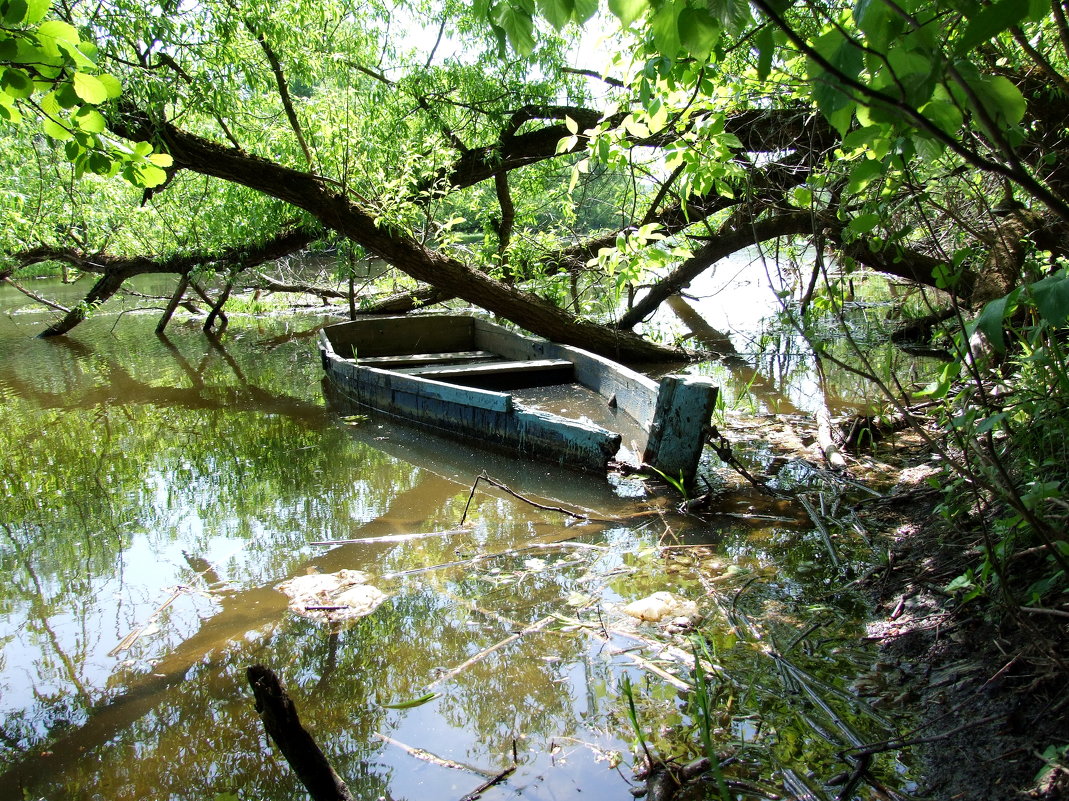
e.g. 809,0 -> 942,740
318,315 -> 717,478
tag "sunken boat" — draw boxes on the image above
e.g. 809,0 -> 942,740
318,315 -> 717,479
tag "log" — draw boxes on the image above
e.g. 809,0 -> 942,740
246,665 -> 355,801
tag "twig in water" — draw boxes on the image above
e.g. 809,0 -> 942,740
460,471 -> 602,525
459,765 -> 517,801
427,616 -> 554,688
373,732 -> 494,777
310,528 -> 469,546
109,584 -> 192,657
707,426 -> 779,496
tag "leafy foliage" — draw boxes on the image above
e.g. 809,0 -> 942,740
0,0 -> 170,185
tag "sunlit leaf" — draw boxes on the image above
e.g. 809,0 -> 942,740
35,19 -> 79,57
23,0 -> 48,24
73,72 -> 107,104
678,7 -> 719,59
72,105 -> 105,133
42,115 -> 72,140
97,72 -> 122,99
607,0 -> 648,27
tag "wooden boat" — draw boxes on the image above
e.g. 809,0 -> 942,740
318,314 -> 717,478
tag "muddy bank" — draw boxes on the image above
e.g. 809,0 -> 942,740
853,435 -> 1069,801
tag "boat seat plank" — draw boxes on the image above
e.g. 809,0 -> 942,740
356,351 -> 497,369
401,358 -> 574,380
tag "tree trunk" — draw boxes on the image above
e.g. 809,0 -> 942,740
247,665 -> 356,801
112,108 -> 683,362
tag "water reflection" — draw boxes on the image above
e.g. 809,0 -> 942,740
0,280 -> 921,800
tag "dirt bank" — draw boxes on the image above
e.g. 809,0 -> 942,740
855,435 -> 1068,801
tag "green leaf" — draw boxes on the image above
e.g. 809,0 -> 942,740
971,291 -> 1014,353
3,0 -> 28,25
607,0 -> 648,27
132,141 -> 153,157
54,80 -> 79,108
0,100 -> 22,122
97,72 -> 122,99
71,105 -> 105,133
650,1 -> 682,58
971,75 -> 1026,126
847,212 -> 880,234
920,99 -> 964,136
854,0 -> 901,51
88,151 -> 112,174
0,35 -> 16,62
755,24 -> 774,80
148,152 -> 173,167
35,19 -> 79,57
382,692 -> 440,709
136,163 -> 169,187
1029,269 -> 1069,326
42,115 -> 72,140
790,186 -> 812,207
536,0 -> 573,30
490,2 -> 535,55
23,0 -> 48,24
1,66 -> 34,99
572,0 -> 597,22
845,157 -> 884,194
678,7 -> 719,59
707,0 -> 751,36
72,72 -> 107,104
957,0 -> 1028,53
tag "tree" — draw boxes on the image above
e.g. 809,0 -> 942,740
4,0 -> 1069,358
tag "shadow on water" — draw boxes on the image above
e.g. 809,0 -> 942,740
0,282 -> 925,800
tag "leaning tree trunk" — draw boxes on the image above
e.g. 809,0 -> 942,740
40,272 -> 128,337
111,108 -> 684,363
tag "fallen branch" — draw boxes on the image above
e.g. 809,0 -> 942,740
310,528 -> 469,546
459,765 -> 516,801
1,277 -> 71,312
460,471 -> 600,525
246,665 -> 355,801
373,732 -> 495,777
426,615 -> 554,688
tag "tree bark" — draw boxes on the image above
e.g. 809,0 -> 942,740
111,107 -> 682,362
247,665 -> 355,801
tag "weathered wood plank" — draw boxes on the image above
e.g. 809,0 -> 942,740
323,314 -> 474,357
403,358 -> 573,379
357,350 -> 496,368
643,375 -> 718,485
358,367 -> 513,412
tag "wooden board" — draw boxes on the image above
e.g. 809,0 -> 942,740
323,315 -> 475,358
356,351 -> 496,369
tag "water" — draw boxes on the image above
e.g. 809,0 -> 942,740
0,275 -> 924,800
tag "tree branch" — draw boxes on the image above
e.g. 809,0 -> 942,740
246,19 -> 316,170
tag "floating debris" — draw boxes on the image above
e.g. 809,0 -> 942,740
276,569 -> 386,624
621,591 -> 698,623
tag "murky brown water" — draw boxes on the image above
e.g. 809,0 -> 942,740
0,273 -> 930,800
